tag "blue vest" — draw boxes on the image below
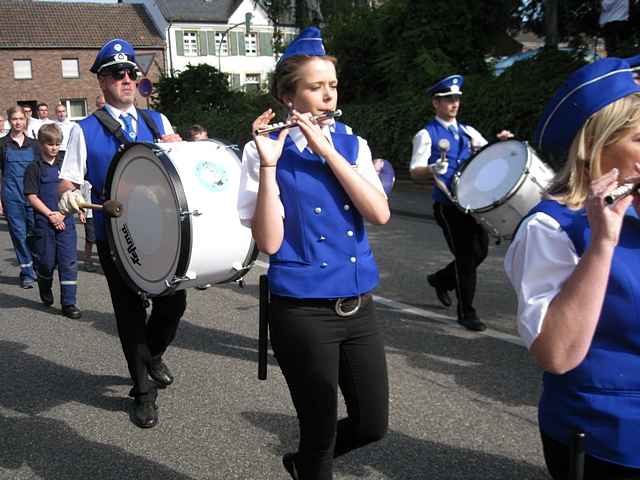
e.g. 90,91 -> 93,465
79,109 -> 165,241
2,138 -> 38,201
268,132 -> 379,298
424,119 -> 473,205
527,199 -> 640,467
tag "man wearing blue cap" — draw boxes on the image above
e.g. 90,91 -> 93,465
506,56 -> 640,478
58,38 -> 185,429
410,74 -> 513,331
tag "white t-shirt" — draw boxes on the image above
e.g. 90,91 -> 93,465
55,119 -> 76,151
600,0 -> 629,26
238,124 -> 385,224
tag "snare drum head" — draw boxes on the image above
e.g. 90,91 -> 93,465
454,140 -> 528,211
107,143 -> 188,295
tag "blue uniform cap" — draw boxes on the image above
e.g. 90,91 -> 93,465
279,26 -> 326,64
535,56 -> 640,156
427,75 -> 464,97
90,38 -> 137,74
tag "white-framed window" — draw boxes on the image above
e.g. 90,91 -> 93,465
215,32 -> 228,56
13,60 -> 32,80
245,33 -> 257,56
183,31 -> 198,56
62,98 -> 87,120
61,59 -> 79,78
244,73 -> 261,93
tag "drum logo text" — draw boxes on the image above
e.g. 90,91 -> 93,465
121,223 -> 142,266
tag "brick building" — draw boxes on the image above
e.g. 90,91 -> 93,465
0,1 -> 166,120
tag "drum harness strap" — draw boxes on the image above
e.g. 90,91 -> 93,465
93,109 -> 162,203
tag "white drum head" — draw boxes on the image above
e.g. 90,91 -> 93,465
455,140 -> 528,211
107,143 -> 188,295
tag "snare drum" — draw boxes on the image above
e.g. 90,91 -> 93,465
105,140 -> 257,296
452,140 -> 554,239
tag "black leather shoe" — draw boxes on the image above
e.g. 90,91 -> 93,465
149,357 -> 174,387
129,398 -> 158,429
427,274 -> 452,307
38,281 -> 54,306
61,304 -> 82,319
283,452 -> 299,480
458,315 -> 486,332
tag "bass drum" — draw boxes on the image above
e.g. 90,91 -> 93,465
452,140 -> 554,239
105,140 -> 257,297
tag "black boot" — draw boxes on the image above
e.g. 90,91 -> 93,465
149,355 -> 174,387
37,279 -> 54,306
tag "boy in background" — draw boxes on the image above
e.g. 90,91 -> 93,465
24,123 -> 81,318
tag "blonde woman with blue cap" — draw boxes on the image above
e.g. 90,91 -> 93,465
238,27 -> 389,480
505,56 -> 640,478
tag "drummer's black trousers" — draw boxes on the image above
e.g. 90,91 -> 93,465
269,294 -> 388,480
97,240 -> 186,400
432,202 -> 489,319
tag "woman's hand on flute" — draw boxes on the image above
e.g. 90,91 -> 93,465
253,109 -> 289,168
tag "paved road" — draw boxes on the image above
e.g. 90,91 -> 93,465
0,182 -> 548,479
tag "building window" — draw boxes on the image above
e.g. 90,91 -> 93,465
13,60 -> 32,80
215,32 -> 228,56
244,73 -> 261,93
245,33 -> 257,56
61,59 -> 79,78
183,31 -> 198,56
62,98 -> 87,120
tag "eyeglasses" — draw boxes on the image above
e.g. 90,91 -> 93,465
103,67 -> 139,81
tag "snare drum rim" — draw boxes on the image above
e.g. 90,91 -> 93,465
105,142 -> 193,297
452,139 -> 535,214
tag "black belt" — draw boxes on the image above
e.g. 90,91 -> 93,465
270,293 -> 370,317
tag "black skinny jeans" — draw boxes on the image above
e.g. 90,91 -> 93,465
432,202 -> 489,318
97,240 -> 186,400
269,294 -> 389,480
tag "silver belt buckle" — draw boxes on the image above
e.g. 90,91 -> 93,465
334,295 -> 362,317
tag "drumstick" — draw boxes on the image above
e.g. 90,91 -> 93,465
77,199 -> 123,218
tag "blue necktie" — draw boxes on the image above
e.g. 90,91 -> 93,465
120,113 -> 135,140
448,124 -> 459,141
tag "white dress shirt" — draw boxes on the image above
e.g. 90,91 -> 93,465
59,103 -> 174,185
504,212 -> 579,348
410,117 -> 487,173
55,119 -> 75,151
238,124 -> 385,224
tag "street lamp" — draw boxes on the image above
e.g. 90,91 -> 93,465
218,12 -> 253,72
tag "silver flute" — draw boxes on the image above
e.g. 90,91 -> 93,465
604,182 -> 640,205
254,109 -> 342,136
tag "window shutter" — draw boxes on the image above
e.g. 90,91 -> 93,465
198,31 -> 207,56
175,30 -> 184,56
231,73 -> 241,90
238,33 -> 246,55
229,32 -> 239,56
258,32 -> 273,56
207,31 -> 216,55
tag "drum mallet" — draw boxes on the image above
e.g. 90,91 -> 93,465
568,431 -> 586,480
77,199 -> 123,218
258,274 -> 270,380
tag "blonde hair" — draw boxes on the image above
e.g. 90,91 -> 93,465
547,93 -> 640,208
271,55 -> 337,106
